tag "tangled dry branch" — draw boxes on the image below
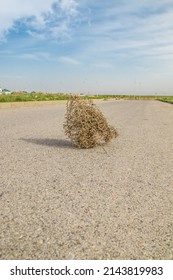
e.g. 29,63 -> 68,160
63,95 -> 118,148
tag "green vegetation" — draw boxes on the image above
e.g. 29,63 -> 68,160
157,96 -> 173,104
0,91 -> 173,103
0,92 -> 70,102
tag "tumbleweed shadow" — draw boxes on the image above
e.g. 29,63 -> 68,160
20,138 -> 74,149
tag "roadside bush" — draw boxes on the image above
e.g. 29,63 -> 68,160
15,96 -> 22,102
63,95 -> 118,148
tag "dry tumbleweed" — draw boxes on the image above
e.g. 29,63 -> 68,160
63,95 -> 118,148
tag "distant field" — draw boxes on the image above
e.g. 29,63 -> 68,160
1,92 -> 173,103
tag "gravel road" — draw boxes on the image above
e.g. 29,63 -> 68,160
0,100 -> 173,260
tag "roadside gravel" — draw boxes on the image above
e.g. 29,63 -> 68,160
0,100 -> 173,259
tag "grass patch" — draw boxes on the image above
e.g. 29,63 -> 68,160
0,92 -> 173,103
157,97 -> 173,104
0,92 -> 70,103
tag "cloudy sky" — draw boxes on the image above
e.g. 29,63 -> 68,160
0,0 -> 173,95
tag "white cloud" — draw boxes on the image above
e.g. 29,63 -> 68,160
59,56 -> 81,65
82,0 -> 173,62
17,52 -> 51,61
0,0 -> 53,38
60,0 -> 78,16
91,62 -> 113,69
0,0 -> 79,41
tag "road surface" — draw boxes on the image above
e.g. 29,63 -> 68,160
0,100 -> 173,259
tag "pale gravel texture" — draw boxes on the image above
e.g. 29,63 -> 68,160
0,100 -> 173,260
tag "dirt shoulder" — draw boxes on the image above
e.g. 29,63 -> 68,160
0,100 -> 67,109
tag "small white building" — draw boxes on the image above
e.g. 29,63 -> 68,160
0,88 -> 2,94
2,89 -> 12,95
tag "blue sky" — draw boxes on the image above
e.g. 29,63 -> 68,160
0,0 -> 173,95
